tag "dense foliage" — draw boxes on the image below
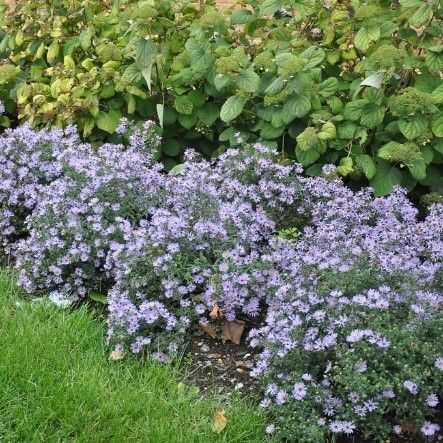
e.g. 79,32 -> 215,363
1,0 -> 443,193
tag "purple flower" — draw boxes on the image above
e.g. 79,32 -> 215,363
435,357 -> 443,371
292,382 -> 307,400
265,424 -> 275,434
426,393 -> 438,407
403,380 -> 418,395
393,425 -> 402,434
420,421 -> 440,436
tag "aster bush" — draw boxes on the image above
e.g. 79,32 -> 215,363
107,143 -> 304,358
15,124 -> 165,301
0,122 -> 81,253
250,185 -> 443,441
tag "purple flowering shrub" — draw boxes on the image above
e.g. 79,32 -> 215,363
0,124 -> 81,252
249,187 -> 443,441
107,145 -> 303,358
15,138 -> 166,301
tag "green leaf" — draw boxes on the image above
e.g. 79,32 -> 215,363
359,71 -> 384,89
214,74 -> 231,90
343,100 -> 367,121
296,127 -> 324,151
434,138 -> 443,154
282,94 -> 311,122
88,291 -> 107,304
259,122 -> 285,139
236,68 -> 260,93
318,122 -> 336,140
79,28 -> 94,51
319,77 -> 338,97
174,95 -> 193,115
431,83 -> 443,104
356,154 -> 377,179
409,4 -> 431,27
163,139 -> 181,157
265,78 -> 286,96
300,47 -> 325,70
354,26 -> 381,52
370,163 -> 402,196
260,0 -> 283,16
295,147 -> 321,166
408,159 -> 427,180
220,96 -> 246,123
178,113 -> 198,129
432,114 -> 443,137
230,10 -> 253,25
336,157 -> 353,176
196,103 -> 219,126
136,39 -> 157,92
425,51 -> 443,73
398,116 -> 428,140
338,121 -> 357,139
360,104 -> 384,128
188,91 -> 206,108
156,103 -> 164,128
96,109 -> 121,134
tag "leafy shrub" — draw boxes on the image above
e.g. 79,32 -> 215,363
2,0 -> 443,193
0,120 -> 80,252
15,121 -> 165,300
249,186 -> 443,441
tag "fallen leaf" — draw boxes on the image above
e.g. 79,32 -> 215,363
200,324 -> 217,339
209,303 -> 223,319
212,409 -> 228,433
109,349 -> 124,361
221,319 -> 245,345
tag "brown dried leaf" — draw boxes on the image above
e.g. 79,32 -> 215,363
109,349 -> 124,362
212,409 -> 228,434
209,303 -> 222,319
221,319 -> 245,345
200,324 -> 217,339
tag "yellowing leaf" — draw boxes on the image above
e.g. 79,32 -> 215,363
212,409 -> 228,433
209,303 -> 222,319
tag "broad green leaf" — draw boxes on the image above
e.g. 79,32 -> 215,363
174,95 -> 193,115
432,115 -> 443,137
230,10 -> 253,25
431,83 -> 443,104
343,100 -> 367,121
260,0 -> 283,16
360,104 -> 384,128
220,96 -> 246,123
136,39 -> 157,91
398,116 -> 428,140
295,146 -> 321,166
283,94 -> 311,122
338,121 -> 357,139
318,122 -> 336,140
409,4 -> 431,27
296,127 -> 324,151
169,164 -> 183,176
434,138 -> 443,154
354,26 -> 380,52
357,71 -> 384,92
163,139 -> 181,157
265,78 -> 286,96
425,51 -> 443,73
370,162 -> 402,196
399,0 -> 422,7
79,28 -> 94,51
96,109 -> 121,134
236,68 -> 260,93
356,154 -> 377,179
378,141 -> 402,161
336,157 -> 353,176
196,103 -> 219,126
178,113 -> 198,129
408,159 -> 427,180
188,91 -> 206,108
300,47 -> 325,70
259,122 -> 285,139
319,77 -> 338,97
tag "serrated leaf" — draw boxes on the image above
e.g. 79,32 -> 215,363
230,10 -> 253,25
356,154 -> 377,179
398,116 -> 428,140
318,122 -> 336,140
343,100 -> 367,121
214,74 -> 231,90
236,68 -> 260,93
136,39 -> 157,92
425,51 -> 443,73
260,0 -> 283,16
319,77 -> 338,97
409,4 -> 431,27
336,157 -> 353,176
408,160 -> 427,180
178,113 -> 198,129
295,146 -> 321,166
283,94 -> 311,122
174,95 -> 193,115
196,103 -> 219,126
300,47 -> 325,70
259,122 -> 285,139
220,96 -> 246,123
96,109 -> 121,134
354,26 -> 380,52
265,78 -> 286,96
431,84 -> 443,104
370,162 -> 402,196
338,121 -> 357,139
432,115 -> 443,137
79,28 -> 94,51
360,104 -> 385,128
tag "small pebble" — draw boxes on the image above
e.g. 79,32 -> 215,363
234,383 -> 244,390
200,344 -> 210,352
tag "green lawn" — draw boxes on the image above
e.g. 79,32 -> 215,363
0,270 -> 269,442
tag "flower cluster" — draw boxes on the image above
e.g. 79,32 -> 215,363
249,187 -> 443,441
0,124 -> 81,252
